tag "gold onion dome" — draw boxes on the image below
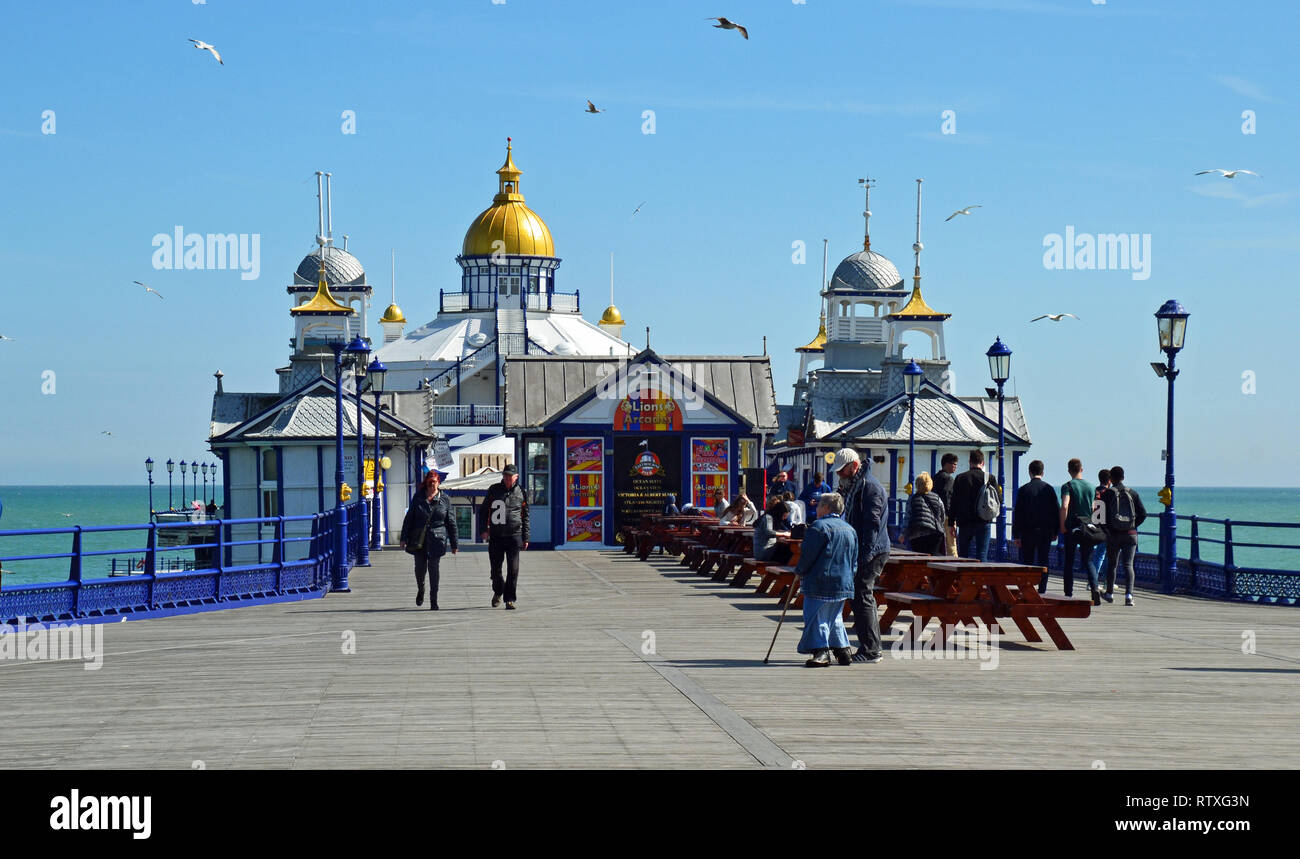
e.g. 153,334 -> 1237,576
462,139 -> 555,257
600,305 -> 624,325
379,303 -> 406,323
889,284 -> 950,319
291,261 -> 354,315
796,313 -> 828,352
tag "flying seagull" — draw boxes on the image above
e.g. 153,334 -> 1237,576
585,100 -> 604,114
133,281 -> 164,299
188,39 -> 223,65
945,205 -> 982,221
706,17 -> 748,39
101,430 -> 113,436
61,512 -> 73,517
1195,169 -> 1260,179
0,334 -> 14,341
631,201 -> 646,219
1030,313 -> 1079,323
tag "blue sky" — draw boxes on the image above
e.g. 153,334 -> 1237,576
0,0 -> 1296,488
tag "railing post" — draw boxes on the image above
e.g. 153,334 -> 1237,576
274,516 -> 285,593
214,518 -> 225,600
1188,515 -> 1200,593
70,526 -> 83,617
145,524 -> 157,608
470,403 -> 476,425
1223,519 -> 1236,598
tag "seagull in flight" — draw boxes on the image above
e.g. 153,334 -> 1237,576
61,512 -> 73,517
945,205 -> 982,221
631,201 -> 646,219
706,17 -> 748,39
188,39 -> 223,65
134,281 -> 164,299
1195,169 -> 1260,179
585,100 -> 604,114
100,430 -> 113,436
0,334 -> 14,341
1030,313 -> 1079,323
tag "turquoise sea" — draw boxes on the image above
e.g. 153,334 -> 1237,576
0,485 -> 1297,586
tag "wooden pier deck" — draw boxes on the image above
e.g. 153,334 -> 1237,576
1,547 -> 1297,769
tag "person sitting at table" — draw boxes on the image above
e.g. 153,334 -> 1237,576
799,472 -> 831,523
904,472 -> 948,555
712,489 -> 729,519
753,495 -> 793,564
720,492 -> 758,526
794,492 -> 858,667
663,494 -> 680,516
782,491 -> 805,527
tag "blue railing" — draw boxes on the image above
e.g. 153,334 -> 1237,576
0,502 -> 365,624
890,499 -> 1299,605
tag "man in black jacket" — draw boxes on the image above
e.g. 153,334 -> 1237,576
950,450 -> 1000,561
479,464 -> 530,610
1100,465 -> 1147,606
833,448 -> 889,664
931,453 -> 960,556
1012,460 -> 1060,591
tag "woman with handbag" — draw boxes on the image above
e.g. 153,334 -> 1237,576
400,470 -> 458,610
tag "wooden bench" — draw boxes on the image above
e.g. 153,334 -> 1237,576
755,565 -> 796,598
883,592 -> 995,646
711,553 -> 745,582
731,558 -> 766,588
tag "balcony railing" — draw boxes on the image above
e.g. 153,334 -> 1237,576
439,290 -> 581,314
430,404 -> 504,427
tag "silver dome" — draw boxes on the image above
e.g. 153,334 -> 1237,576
829,250 -> 904,292
294,247 -> 366,286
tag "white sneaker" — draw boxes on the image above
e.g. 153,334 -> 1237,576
1124,593 -> 1134,606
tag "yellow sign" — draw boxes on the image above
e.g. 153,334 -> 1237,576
1157,486 -> 1172,506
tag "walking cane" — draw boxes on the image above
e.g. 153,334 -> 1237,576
764,576 -> 797,664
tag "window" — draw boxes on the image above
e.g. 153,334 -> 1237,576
498,276 -> 521,296
526,440 -> 550,506
261,449 -> 278,481
738,439 -> 757,470
262,490 -> 278,517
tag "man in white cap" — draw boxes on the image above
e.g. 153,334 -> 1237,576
831,447 -> 889,663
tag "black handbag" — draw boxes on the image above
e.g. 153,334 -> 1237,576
1077,522 -> 1106,545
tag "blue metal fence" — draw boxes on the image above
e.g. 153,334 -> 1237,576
0,502 -> 365,625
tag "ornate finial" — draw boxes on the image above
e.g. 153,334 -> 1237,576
913,178 -> 924,287
858,177 -> 875,251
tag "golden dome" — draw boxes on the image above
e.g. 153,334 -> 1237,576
462,139 -> 555,257
291,260 -> 354,316
599,305 -> 624,325
888,283 -> 950,319
379,303 -> 406,323
796,312 -> 827,352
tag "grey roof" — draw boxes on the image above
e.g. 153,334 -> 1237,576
241,394 -> 381,440
829,249 -> 904,292
211,378 -> 432,444
210,392 -> 283,439
503,351 -> 779,432
961,395 -> 1031,443
827,385 -> 1030,447
294,247 -> 366,286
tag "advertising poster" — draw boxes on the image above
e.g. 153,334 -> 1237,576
613,436 -> 681,539
693,474 -> 727,511
614,389 -> 683,432
566,473 -> 602,508
691,437 -> 730,512
565,509 -> 603,542
565,437 -> 603,471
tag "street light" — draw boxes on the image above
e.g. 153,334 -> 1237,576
330,340 -> 351,592
166,459 -> 174,509
367,357 -> 388,550
902,360 -> 924,500
346,335 -> 372,567
200,462 -> 208,504
145,457 -> 155,518
1154,299 -> 1189,594
191,462 -> 199,506
986,336 -> 1012,560
180,460 -> 189,508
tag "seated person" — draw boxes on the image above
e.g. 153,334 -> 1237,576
753,495 -> 793,564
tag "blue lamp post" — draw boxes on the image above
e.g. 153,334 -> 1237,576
986,337 -> 1012,560
1152,299 -> 1189,595
346,336 -> 371,567
367,357 -> 388,550
166,459 -> 174,509
180,460 -> 189,507
330,340 -> 351,592
200,462 -> 208,505
145,458 -> 155,516
191,462 -> 199,506
902,360 -> 924,502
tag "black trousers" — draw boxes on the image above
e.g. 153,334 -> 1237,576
488,536 -> 522,602
909,532 -> 944,556
1061,529 -> 1096,596
852,551 -> 888,656
413,550 -> 441,605
1019,530 -> 1054,591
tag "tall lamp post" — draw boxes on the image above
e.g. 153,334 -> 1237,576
1152,299 -> 1188,595
180,460 -> 189,507
200,463 -> 208,505
191,462 -> 199,506
902,359 -> 924,497
145,458 -> 155,517
986,337 -> 1012,560
166,459 -> 174,509
367,357 -> 388,550
346,336 -> 371,567
330,340 -> 351,592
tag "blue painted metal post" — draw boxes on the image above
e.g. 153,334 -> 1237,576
215,518 -> 224,599
995,380 -> 1007,562
69,526 -> 83,617
355,374 -> 370,567
1189,515 -> 1200,593
372,387 -> 383,550
1223,520 -> 1235,598
1161,350 -> 1177,594
145,524 -> 157,608
331,343 -> 351,593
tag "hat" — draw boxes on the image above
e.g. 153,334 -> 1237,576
830,448 -> 860,473
502,463 -> 518,476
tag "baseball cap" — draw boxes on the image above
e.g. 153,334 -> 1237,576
502,463 -> 518,475
830,448 -> 860,473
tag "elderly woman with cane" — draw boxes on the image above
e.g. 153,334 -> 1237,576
791,492 -> 859,667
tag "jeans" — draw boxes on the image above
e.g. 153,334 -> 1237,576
852,551 -> 887,656
488,535 -> 522,602
1104,537 -> 1137,595
1062,529 -> 1098,594
798,596 -> 852,654
1016,531 -> 1053,590
1092,543 -> 1107,581
414,550 -> 441,605
957,524 -> 990,562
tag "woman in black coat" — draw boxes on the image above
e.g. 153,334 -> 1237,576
399,470 -> 459,610
905,472 -> 948,556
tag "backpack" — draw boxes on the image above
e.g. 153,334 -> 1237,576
1110,487 -> 1136,531
976,472 -> 1000,522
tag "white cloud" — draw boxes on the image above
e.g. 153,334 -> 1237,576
1211,75 -> 1281,104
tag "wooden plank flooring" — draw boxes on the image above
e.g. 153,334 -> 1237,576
1,546 -> 1296,769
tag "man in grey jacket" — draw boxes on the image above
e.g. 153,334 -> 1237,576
833,448 -> 889,664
